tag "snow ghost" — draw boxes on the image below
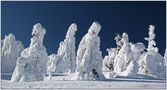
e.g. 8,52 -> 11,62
118,42 -> 145,77
1,34 -> 24,74
11,23 -> 48,82
144,25 -> 158,52
113,33 -> 132,73
138,25 -> 165,78
54,23 -> 77,73
74,22 -> 105,80
103,48 -> 117,71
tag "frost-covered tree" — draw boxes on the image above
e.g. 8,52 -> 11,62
73,22 -> 105,80
1,34 -> 24,74
47,54 -> 57,80
113,33 -> 132,73
11,23 -> 48,82
47,54 -> 63,73
144,25 -> 159,52
103,48 -> 117,71
138,25 -> 165,78
55,23 -> 77,73
118,42 -> 145,76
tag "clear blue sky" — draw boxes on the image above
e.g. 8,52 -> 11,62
1,1 -> 166,56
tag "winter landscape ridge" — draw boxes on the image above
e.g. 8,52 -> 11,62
1,22 -> 166,89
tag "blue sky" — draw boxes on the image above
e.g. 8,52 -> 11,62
1,1 -> 166,56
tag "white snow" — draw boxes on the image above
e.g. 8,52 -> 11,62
10,23 -> 48,82
1,33 -> 24,74
1,72 -> 166,89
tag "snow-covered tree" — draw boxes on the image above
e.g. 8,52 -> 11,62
144,25 -> 159,53
118,42 -> 145,77
1,33 -> 24,74
138,25 -> 165,78
11,23 -> 48,82
103,48 -> 117,71
73,22 -> 105,80
144,25 -> 158,52
47,54 -> 57,80
55,23 -> 77,73
113,33 -> 132,73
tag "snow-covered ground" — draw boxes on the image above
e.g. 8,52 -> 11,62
1,72 -> 166,89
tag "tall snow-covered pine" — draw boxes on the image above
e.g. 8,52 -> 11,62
55,23 -> 77,73
74,22 -> 105,80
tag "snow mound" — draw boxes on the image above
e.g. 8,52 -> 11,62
138,52 -> 165,78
